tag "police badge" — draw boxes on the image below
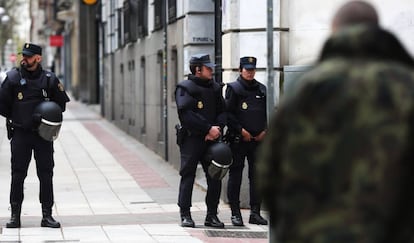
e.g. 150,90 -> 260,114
242,102 -> 248,110
197,101 -> 204,109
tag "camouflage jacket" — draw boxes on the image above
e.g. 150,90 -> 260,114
257,25 -> 414,243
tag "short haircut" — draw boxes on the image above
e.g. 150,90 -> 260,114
332,1 -> 379,31
189,64 -> 202,75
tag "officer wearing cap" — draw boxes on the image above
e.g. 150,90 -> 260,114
225,56 -> 268,226
175,54 -> 227,228
0,43 -> 70,228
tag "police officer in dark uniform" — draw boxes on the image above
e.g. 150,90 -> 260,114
0,43 -> 70,228
175,54 -> 227,228
225,56 -> 268,226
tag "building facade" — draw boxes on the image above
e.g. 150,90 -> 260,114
32,0 -> 414,205
95,0 -> 414,165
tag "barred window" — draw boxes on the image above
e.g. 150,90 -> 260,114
168,0 -> 176,23
123,0 -> 138,43
137,0 -> 148,38
153,0 -> 164,31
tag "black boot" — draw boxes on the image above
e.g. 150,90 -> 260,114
230,204 -> 244,226
41,207 -> 61,228
249,205 -> 268,225
204,214 -> 224,228
180,210 -> 195,228
6,203 -> 21,228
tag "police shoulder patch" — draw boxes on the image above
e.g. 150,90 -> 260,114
58,82 -> 65,91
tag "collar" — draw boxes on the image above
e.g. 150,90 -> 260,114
319,25 -> 414,67
20,65 -> 43,79
188,74 -> 213,87
237,76 -> 259,90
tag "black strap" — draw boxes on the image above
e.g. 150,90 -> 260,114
6,68 -> 54,101
5,68 -> 20,84
176,79 -> 202,98
227,81 -> 247,97
45,72 -> 52,101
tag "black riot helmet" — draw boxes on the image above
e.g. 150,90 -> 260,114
33,101 -> 63,141
203,141 -> 233,180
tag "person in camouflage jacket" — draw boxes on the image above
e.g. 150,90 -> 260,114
257,22 -> 414,243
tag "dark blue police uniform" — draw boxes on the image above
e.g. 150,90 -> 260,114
0,43 -> 70,228
225,56 -> 268,226
175,54 -> 226,228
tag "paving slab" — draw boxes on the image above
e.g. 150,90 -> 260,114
0,99 -> 269,242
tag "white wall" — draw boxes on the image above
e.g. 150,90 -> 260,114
287,0 -> 414,65
221,0 -> 282,102
222,0 -> 414,67
375,0 -> 414,56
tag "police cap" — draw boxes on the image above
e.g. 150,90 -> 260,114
190,54 -> 215,68
240,56 -> 257,69
20,43 -> 42,56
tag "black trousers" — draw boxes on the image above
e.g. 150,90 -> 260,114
178,135 -> 222,215
10,129 -> 55,208
227,141 -> 261,207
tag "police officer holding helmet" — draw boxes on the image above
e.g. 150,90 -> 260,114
0,43 -> 70,228
175,54 -> 227,228
225,56 -> 268,226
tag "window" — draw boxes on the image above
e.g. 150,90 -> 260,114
56,0 -> 72,11
171,48 -> 178,101
137,0 -> 148,38
123,1 -> 131,43
120,63 -> 125,120
140,57 -> 146,134
168,0 -> 176,23
108,0 -> 117,53
153,0 -> 164,31
117,8 -> 123,47
157,51 -> 164,141
123,0 -> 138,43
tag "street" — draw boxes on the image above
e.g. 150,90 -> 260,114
0,99 -> 268,242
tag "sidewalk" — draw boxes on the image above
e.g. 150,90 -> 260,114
0,99 -> 269,242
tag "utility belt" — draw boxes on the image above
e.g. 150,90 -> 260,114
5,120 -> 39,139
224,128 -> 265,144
223,129 -> 241,144
6,119 -> 13,140
175,124 -> 189,146
175,124 -> 211,145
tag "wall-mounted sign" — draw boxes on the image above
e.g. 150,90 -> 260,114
50,35 -> 64,47
9,53 -> 16,62
82,0 -> 97,5
192,37 -> 214,43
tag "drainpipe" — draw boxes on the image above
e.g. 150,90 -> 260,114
162,0 -> 168,161
266,2 -> 275,242
214,0 -> 223,85
266,0 -> 274,122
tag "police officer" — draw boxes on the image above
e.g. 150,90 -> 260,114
175,54 -> 227,228
0,43 -> 70,228
225,57 -> 268,226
